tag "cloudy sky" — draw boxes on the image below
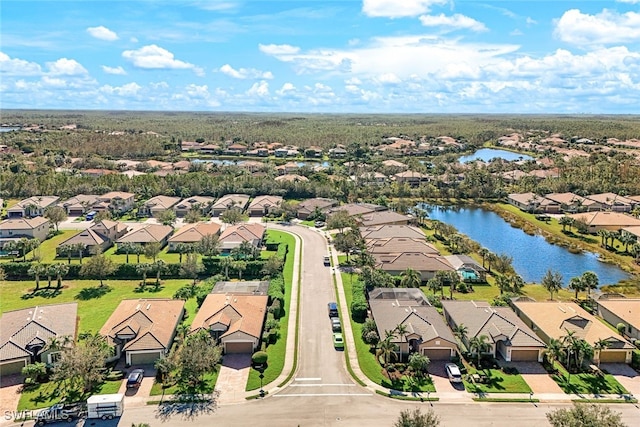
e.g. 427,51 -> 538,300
2,0 -> 640,113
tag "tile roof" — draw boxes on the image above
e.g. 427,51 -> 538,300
211,194 -> 250,210
359,225 -> 425,240
117,224 -> 173,244
597,299 -> 640,329
569,211 -> 640,227
169,222 -> 221,243
0,217 -> 49,230
248,195 -> 283,210
375,252 -> 454,273
0,303 -> 78,363
442,301 -> 545,348
357,211 -> 411,227
366,237 -> 439,255
513,301 -> 634,349
191,294 -> 268,340
99,299 -> 184,352
143,195 -> 181,210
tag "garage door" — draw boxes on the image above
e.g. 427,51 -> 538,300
129,351 -> 162,365
510,349 -> 540,361
422,348 -> 452,360
225,342 -> 253,354
0,360 -> 27,376
599,351 -> 627,363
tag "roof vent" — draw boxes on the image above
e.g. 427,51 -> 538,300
146,304 -> 151,310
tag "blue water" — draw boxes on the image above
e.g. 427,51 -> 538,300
422,204 -> 629,286
0,127 -> 20,132
459,148 -> 534,163
297,161 -> 330,168
192,159 -> 236,166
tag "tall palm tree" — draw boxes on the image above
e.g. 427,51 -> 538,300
219,256 -> 234,280
545,338 -> 565,367
395,323 -> 409,363
376,336 -> 398,375
135,263 -> 152,288
478,247 -> 489,268
568,276 -> 586,299
469,335 -> 491,368
399,268 -> 422,288
28,263 -> 47,291
541,269 -> 563,300
581,271 -> 599,297
495,274 -> 512,295
50,263 -> 69,289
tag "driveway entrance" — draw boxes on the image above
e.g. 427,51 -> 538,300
215,353 -> 252,404
500,361 -> 564,394
601,363 -> 640,396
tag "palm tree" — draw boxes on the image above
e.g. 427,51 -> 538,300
593,338 -> 610,368
135,263 -> 152,288
452,323 -> 468,351
28,263 -> 47,291
558,216 -> 574,232
50,263 -> 69,289
598,229 -> 608,247
152,259 -> 167,288
72,243 -> 86,264
568,276 -> 586,299
233,260 -> 247,280
581,271 -> 599,297
495,274 -> 512,295
376,336 -> 398,375
509,274 -> 525,294
395,323 -> 409,363
175,243 -> 193,263
541,269 -> 563,300
119,242 -> 135,264
469,335 -> 491,368
478,247 -> 489,268
399,268 -> 422,289
545,338 -> 565,368
219,256 -> 234,280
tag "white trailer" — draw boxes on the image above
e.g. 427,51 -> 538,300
86,393 -> 124,420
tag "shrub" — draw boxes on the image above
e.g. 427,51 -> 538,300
351,298 -> 368,323
252,351 -> 268,366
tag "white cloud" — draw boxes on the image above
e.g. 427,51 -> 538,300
258,44 -> 300,56
101,65 -> 127,75
419,14 -> 488,32
130,37 -> 139,43
86,26 -> 119,41
276,82 -> 296,96
362,0 -> 447,18
0,52 -> 42,76
218,64 -> 274,79
100,82 -> 142,96
122,45 -> 200,73
46,58 -> 88,76
374,73 -> 401,84
554,9 -> 640,46
41,76 -> 67,88
246,80 -> 270,97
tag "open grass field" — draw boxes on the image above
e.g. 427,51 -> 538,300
0,278 -> 192,333
245,231 -> 294,391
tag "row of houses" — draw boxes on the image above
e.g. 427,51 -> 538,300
6,193 -> 287,219
508,192 -> 640,214
0,280 -> 271,374
367,288 -> 636,364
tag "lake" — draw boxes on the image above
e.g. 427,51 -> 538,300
459,148 -> 534,163
421,204 -> 629,286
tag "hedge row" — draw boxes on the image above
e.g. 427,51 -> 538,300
350,279 -> 368,323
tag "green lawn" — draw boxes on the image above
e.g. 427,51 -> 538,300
17,379 -> 122,411
423,283 -> 574,303
551,362 -> 628,395
150,369 -> 219,397
341,273 -> 435,392
0,279 -> 192,333
463,367 -> 532,394
246,231 -> 295,391
0,230 -> 80,264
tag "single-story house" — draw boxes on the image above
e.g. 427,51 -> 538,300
544,192 -> 597,213
296,198 -> 338,219
190,293 -> 268,354
512,301 -> 634,364
357,211 -> 412,227
444,254 -> 487,282
568,211 -> 640,233
274,174 -> 309,183
394,171 -> 430,186
100,299 -> 185,365
7,196 -> 60,218
168,222 -> 221,251
137,196 -> 181,218
0,217 -> 50,249
116,224 -> 173,249
368,288 -> 458,360
219,223 -> 265,254
359,224 -> 426,240
173,196 -> 215,217
247,195 -> 283,217
58,194 -> 100,216
374,252 -> 455,281
585,193 -> 637,212
0,303 -> 78,375
507,193 -> 559,213
366,237 -> 439,256
210,194 -> 250,216
56,227 -> 112,256
325,203 -> 387,218
596,298 -> 640,341
442,300 -> 546,362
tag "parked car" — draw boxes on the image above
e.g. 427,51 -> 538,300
327,302 -> 338,318
331,317 -> 341,332
126,369 -> 144,389
332,333 -> 344,349
445,363 -> 462,383
323,256 -> 331,266
314,220 -> 325,228
34,402 -> 85,426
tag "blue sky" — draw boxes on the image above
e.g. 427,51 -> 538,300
2,0 -> 640,113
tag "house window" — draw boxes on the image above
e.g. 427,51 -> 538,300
48,352 -> 62,365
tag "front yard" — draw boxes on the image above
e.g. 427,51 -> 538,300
462,366 -> 532,394
550,362 -> 628,395
17,378 -> 122,411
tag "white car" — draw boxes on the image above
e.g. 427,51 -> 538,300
445,363 -> 463,383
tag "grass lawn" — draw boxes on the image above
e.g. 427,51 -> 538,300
341,273 -> 435,392
0,230 -> 81,264
551,362 -> 628,395
463,368 -> 532,394
246,231 -> 294,391
0,279 -> 192,333
150,370 -> 219,397
426,283 -> 574,303
17,379 -> 122,411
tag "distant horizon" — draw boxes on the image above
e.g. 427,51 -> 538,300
2,1 -> 640,113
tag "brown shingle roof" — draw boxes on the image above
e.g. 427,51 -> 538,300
190,294 -> 268,339
117,224 -> 173,244
169,222 -> 221,243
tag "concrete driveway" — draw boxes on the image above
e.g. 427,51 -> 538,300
501,361 -> 564,394
215,353 -> 252,404
118,365 -> 156,405
601,363 -> 640,396
428,361 -> 466,395
0,374 -> 22,426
